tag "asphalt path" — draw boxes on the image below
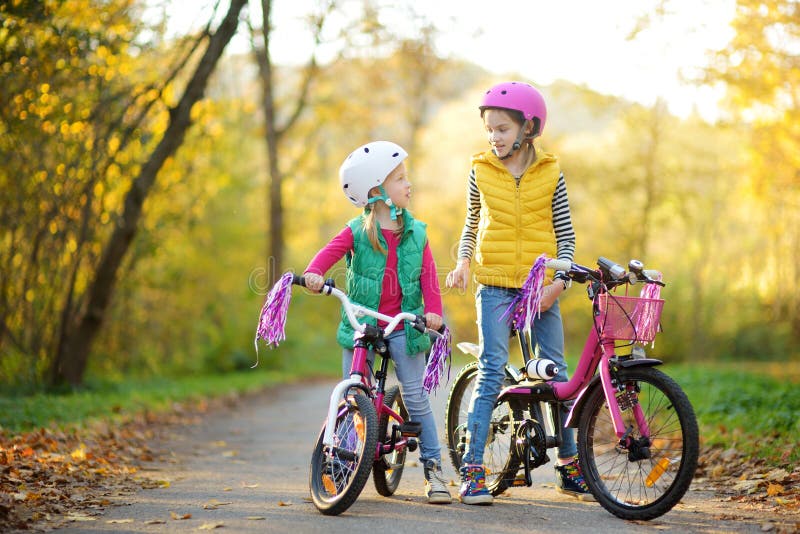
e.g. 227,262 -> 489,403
55,377 -> 766,534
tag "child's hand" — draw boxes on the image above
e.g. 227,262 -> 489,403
540,281 -> 565,311
303,272 -> 325,291
424,313 -> 443,332
446,259 -> 470,290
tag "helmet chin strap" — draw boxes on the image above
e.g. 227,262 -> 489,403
367,185 -> 401,220
495,120 -> 532,161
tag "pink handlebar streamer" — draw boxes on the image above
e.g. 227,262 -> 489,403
636,272 -> 663,344
504,254 -> 547,330
423,326 -> 452,394
254,272 -> 295,364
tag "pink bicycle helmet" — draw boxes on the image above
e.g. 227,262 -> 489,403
479,81 -> 547,137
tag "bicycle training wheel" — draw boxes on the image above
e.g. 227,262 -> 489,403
445,361 -> 520,496
372,385 -> 408,496
577,366 -> 699,520
309,391 -> 378,515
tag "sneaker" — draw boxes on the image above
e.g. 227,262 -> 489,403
423,459 -> 452,504
555,457 -> 595,502
459,463 -> 493,505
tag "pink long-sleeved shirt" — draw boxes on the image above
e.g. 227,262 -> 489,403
305,226 -> 442,321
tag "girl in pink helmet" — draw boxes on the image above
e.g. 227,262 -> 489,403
303,141 -> 452,505
446,82 -> 591,504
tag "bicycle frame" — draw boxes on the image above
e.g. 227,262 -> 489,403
494,262 -> 664,444
317,283 -> 440,454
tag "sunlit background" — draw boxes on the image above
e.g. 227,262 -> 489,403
1,0 -> 798,389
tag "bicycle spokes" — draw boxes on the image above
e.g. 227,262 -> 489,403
578,367 -> 698,520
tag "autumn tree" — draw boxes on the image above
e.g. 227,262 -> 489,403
703,0 -> 800,346
0,0 -> 248,388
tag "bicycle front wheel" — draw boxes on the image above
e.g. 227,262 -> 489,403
373,385 -> 408,496
577,366 -> 699,520
309,392 -> 378,515
445,361 -> 519,496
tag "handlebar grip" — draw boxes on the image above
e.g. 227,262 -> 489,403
292,274 -> 305,286
545,259 -> 572,272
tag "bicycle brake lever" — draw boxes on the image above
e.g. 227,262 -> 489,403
412,316 -> 427,334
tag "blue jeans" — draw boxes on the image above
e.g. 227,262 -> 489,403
463,285 -> 578,465
342,330 -> 441,464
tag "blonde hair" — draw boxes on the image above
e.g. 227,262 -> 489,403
362,203 -> 404,254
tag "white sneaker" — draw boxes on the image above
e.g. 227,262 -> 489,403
424,459 -> 452,504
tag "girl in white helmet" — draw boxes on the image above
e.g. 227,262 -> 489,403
446,81 -> 590,504
303,141 -> 451,505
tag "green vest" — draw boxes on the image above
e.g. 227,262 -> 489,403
335,210 -> 431,356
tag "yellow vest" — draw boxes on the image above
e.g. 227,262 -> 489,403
472,148 -> 560,288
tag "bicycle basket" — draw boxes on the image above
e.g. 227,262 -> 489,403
595,294 -> 664,343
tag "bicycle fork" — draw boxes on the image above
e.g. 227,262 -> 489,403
597,344 -> 654,460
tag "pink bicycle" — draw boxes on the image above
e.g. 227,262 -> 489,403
256,274 -> 450,516
445,256 -> 699,520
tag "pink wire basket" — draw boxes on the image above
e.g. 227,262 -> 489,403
595,294 -> 665,343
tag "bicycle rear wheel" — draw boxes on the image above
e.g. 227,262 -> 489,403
445,361 -> 519,496
373,385 -> 408,496
309,392 -> 378,515
577,366 -> 699,520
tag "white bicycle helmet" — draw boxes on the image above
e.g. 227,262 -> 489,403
339,141 -> 408,208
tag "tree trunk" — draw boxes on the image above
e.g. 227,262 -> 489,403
256,0 -> 284,285
252,0 -> 328,285
49,0 -> 248,388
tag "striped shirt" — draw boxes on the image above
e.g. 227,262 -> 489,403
457,169 -> 576,262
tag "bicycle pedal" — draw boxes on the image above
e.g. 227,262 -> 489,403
398,421 -> 422,437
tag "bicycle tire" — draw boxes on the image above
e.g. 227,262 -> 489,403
577,366 -> 699,520
373,385 -> 408,496
445,361 -> 520,496
309,391 -> 379,515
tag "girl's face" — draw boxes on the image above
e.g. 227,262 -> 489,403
379,162 -> 411,209
483,108 -> 524,159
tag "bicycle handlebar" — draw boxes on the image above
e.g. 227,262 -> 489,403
545,257 -> 665,287
291,274 -> 445,338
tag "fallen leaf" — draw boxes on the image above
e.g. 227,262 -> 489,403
107,519 -> 134,524
198,522 -> 224,530
144,519 -> 167,525
277,500 -> 292,507
65,513 -> 96,522
70,445 -> 87,461
222,450 -> 239,458
203,499 -> 233,510
765,468 -> 789,482
246,516 -> 266,520
170,511 -> 192,520
241,483 -> 259,489
766,483 -> 783,497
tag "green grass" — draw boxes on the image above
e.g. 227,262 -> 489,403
668,362 -> 800,466
0,369 -> 310,434
2,359 -> 798,469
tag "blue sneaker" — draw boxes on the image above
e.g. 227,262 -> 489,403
459,463 -> 493,505
555,458 -> 595,501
